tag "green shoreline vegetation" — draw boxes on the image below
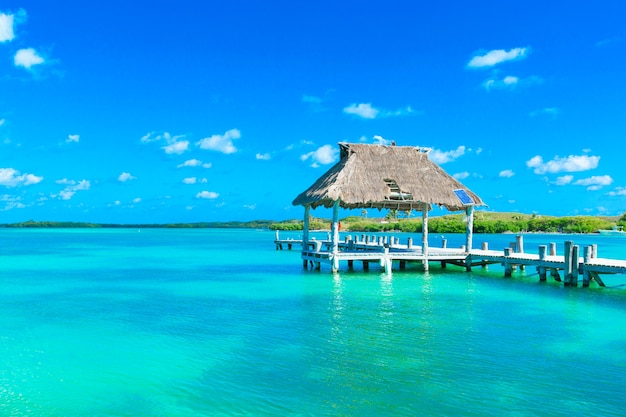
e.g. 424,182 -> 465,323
2,211 -> 626,234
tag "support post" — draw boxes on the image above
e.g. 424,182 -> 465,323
583,245 -> 592,287
380,245 -> 391,273
422,207 -> 429,256
330,200 -> 340,273
422,206 -> 429,272
465,205 -> 474,252
563,241 -> 574,286
516,235 -> 525,271
570,244 -> 580,287
481,242 -> 489,269
303,205 -> 310,249
331,200 -> 340,256
503,247 -> 512,277
549,242 -> 556,256
302,205 -> 311,268
538,245 -> 547,281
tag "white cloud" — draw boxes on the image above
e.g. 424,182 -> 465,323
467,47 -> 529,68
0,11 -> 16,42
0,168 -> 43,187
343,103 -> 414,119
300,144 -> 339,168
302,94 -> 328,112
140,131 -> 169,143
383,106 -> 416,117
244,204 -> 256,210
526,154 -> 600,174
454,172 -> 470,180
373,135 -> 392,146
118,172 -> 136,182
14,48 -> 45,69
256,153 -> 271,160
183,177 -> 197,184
59,190 -> 75,200
343,103 -> 379,119
176,159 -> 212,168
72,180 -> 90,191
0,194 -> 26,211
162,140 -> 189,155
178,159 -> 200,167
595,37 -> 622,48
429,146 -> 466,164
132,197 -> 142,203
573,175 -> 613,190
0,118 -> 5,126
499,169 -> 515,178
141,131 -> 190,155
554,175 -> 574,185
196,129 -> 240,154
608,187 -> 626,196
67,134 -> 80,143
530,107 -> 560,118
483,75 -> 518,90
57,179 -> 90,200
196,190 -> 219,199
483,75 -> 542,91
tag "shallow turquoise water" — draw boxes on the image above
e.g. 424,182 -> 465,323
1,229 -> 625,416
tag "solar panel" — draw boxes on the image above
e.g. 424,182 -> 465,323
453,189 -> 474,205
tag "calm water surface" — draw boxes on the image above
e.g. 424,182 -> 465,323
1,228 -> 625,416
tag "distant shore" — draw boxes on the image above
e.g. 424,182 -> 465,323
0,220 -> 275,229
1,211 -> 624,234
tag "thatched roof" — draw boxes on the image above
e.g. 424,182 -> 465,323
292,142 -> 486,212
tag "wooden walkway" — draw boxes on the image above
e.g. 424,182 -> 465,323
274,232 -> 626,288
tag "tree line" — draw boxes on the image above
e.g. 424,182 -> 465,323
2,212 -> 625,234
270,212 -> 626,234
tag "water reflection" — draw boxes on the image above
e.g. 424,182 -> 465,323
329,273 -> 344,341
378,274 -> 394,328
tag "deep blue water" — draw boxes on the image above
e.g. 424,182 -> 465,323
1,228 -> 625,416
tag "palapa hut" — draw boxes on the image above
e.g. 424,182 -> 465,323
292,142 -> 486,272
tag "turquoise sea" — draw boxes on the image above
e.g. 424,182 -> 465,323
1,228 -> 626,416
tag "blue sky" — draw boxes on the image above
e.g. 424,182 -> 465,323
1,1 -> 625,223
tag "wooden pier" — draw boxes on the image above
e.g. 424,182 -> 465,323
275,232 -> 626,288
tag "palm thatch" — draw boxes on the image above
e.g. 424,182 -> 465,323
292,142 -> 486,212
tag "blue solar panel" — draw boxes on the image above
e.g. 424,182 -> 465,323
453,189 -> 474,205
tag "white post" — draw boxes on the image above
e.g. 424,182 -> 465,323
303,205 -> 310,249
331,200 -> 341,272
422,206 -> 429,271
422,207 -> 429,256
332,200 -> 340,253
465,205 -> 474,252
